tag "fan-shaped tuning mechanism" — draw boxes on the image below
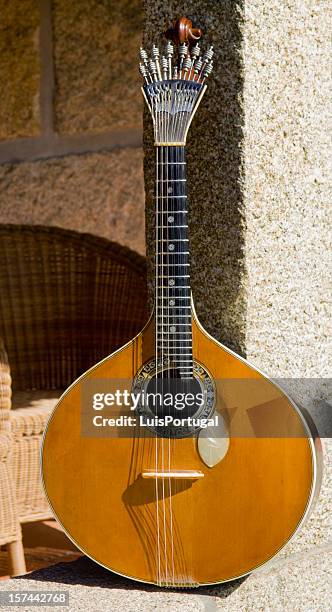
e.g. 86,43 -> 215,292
165,16 -> 202,46
139,16 -> 214,145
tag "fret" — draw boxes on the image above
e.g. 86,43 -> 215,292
157,346 -> 192,350
156,328 -> 192,332
156,306 -> 191,309
156,264 -> 190,267
157,306 -> 191,309
157,193 -> 187,200
158,295 -> 191,299
169,359 -> 193,362
158,302 -> 191,307
156,327 -> 192,332
158,353 -> 192,361
157,212 -> 188,216
157,340 -> 192,344
156,316 -> 191,320
159,330 -> 191,340
157,302 -> 191,307
157,237 -> 189,242
160,286 -> 191,289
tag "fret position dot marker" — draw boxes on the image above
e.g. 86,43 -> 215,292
168,216 -> 174,223
170,299 -> 175,306
169,279 -> 175,286
170,326 -> 176,333
168,244 -> 175,250
168,186 -> 173,194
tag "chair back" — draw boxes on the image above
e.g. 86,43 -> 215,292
0,225 -> 148,391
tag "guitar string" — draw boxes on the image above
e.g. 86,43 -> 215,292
167,140 -> 175,587
170,81 -> 188,585
166,83 -> 175,585
169,84 -> 183,585
172,77 -> 186,586
156,90 -> 163,586
155,143 -> 161,586
160,126 -> 169,586
154,68 -> 197,586
157,95 -> 166,585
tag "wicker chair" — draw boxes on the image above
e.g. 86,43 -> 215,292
0,224 -> 148,575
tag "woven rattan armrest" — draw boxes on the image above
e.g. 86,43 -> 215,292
0,337 -> 11,433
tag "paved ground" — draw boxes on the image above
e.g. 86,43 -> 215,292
0,545 -> 329,612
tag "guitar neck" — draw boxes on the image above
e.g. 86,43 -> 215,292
155,145 -> 193,377
141,34 -> 214,379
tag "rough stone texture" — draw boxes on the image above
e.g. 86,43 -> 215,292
143,0 -> 331,372
2,546 -> 330,611
0,0 -> 40,140
142,1 -> 246,352
244,1 -> 331,378
53,0 -> 143,135
239,2 -> 332,586
213,546 -> 331,611
0,149 -> 145,255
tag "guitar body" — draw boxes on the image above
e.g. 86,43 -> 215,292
42,307 -> 320,586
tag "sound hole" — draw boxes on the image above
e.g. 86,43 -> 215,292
146,369 -> 203,420
134,365 -> 214,438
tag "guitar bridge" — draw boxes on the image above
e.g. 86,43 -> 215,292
141,470 -> 204,480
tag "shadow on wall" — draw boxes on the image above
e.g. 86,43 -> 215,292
143,1 -> 246,355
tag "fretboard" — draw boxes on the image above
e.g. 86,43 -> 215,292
155,146 -> 193,378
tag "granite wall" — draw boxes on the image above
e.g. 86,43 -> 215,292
0,0 -> 146,254
0,0 -> 40,139
143,0 -> 331,376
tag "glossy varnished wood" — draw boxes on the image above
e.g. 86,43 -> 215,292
42,311 -> 315,586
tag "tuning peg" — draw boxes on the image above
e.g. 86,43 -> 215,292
166,40 -> 174,57
139,62 -> 150,84
148,59 -> 158,81
194,57 -> 203,75
202,61 -> 213,83
183,56 -> 192,79
161,56 -> 168,81
165,41 -> 174,79
202,45 -> 214,63
197,46 -> 214,81
191,43 -> 201,61
139,47 -> 148,65
152,44 -> 162,80
178,42 -> 188,70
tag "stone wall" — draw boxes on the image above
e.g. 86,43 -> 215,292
143,0 -> 331,377
243,1 -> 331,378
0,0 -> 146,254
0,0 -> 40,139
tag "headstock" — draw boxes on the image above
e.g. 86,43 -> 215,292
139,17 -> 213,146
